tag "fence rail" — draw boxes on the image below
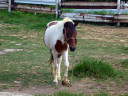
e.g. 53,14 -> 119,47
12,4 -> 57,14
0,0 -> 8,2
0,0 -> 8,9
60,12 -> 128,23
61,1 -> 117,9
0,3 -> 8,9
14,0 -> 56,5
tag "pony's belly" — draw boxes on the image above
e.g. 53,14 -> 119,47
44,36 -> 50,48
44,31 -> 54,49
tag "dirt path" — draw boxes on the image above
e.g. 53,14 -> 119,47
1,78 -> 128,96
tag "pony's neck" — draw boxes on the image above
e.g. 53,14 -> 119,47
56,21 -> 65,44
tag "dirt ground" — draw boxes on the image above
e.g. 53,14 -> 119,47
1,77 -> 128,96
0,24 -> 128,96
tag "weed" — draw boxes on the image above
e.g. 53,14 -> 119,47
73,56 -> 117,79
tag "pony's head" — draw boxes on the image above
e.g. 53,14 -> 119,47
63,17 -> 78,52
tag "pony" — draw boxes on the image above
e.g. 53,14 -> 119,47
44,17 -> 78,84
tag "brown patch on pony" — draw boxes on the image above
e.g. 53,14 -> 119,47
55,40 -> 68,53
46,21 -> 58,30
58,54 -> 62,58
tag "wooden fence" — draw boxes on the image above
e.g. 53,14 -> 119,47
0,0 -> 128,25
60,13 -> 128,23
12,5 -> 57,14
0,0 -> 60,14
0,0 -> 8,9
60,0 -> 128,25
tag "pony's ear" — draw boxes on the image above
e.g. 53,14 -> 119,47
74,22 -> 78,27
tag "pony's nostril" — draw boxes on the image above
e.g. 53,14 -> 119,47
69,47 -> 76,52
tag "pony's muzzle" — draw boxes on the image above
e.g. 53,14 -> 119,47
69,47 -> 76,52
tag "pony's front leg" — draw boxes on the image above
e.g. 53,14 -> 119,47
62,50 -> 69,85
57,56 -> 62,80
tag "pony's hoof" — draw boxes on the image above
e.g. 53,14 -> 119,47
62,80 -> 70,86
51,72 -> 54,75
53,81 -> 58,85
57,76 -> 61,80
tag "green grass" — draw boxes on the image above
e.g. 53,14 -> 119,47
73,56 -> 117,79
118,93 -> 128,96
121,59 -> 128,68
94,92 -> 109,96
0,9 -> 128,95
0,10 -> 56,31
62,9 -> 118,15
35,91 -> 83,96
0,9 -> 57,87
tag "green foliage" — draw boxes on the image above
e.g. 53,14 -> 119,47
62,9 -> 115,15
73,57 -> 117,79
94,92 -> 109,96
54,91 -> 83,96
35,91 -> 83,96
121,59 -> 128,68
0,9 -> 55,31
118,93 -> 128,96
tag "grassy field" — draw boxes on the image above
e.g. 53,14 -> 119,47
0,10 -> 128,95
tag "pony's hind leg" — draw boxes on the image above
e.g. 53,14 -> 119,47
52,50 -> 59,84
50,50 -> 54,75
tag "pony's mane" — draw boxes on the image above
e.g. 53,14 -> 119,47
62,17 -> 73,26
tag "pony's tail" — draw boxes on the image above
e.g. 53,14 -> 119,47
46,53 -> 53,64
50,54 -> 53,64
48,49 -> 54,64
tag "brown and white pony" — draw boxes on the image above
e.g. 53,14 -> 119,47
44,17 -> 78,84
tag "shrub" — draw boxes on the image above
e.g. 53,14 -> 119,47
73,57 -> 117,79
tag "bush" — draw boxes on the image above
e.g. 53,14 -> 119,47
73,57 -> 117,79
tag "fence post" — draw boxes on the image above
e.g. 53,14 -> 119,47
8,0 -> 11,13
56,0 -> 59,18
117,0 -> 120,26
